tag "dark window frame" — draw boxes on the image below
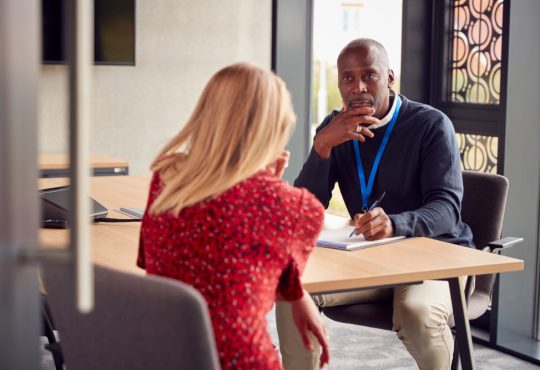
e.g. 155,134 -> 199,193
428,0 -> 511,174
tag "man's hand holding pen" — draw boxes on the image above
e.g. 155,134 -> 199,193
351,207 -> 394,240
349,192 -> 394,240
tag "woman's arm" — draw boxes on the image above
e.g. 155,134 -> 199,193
277,291 -> 330,368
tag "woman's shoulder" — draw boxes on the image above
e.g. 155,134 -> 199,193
247,170 -> 316,199
241,171 -> 324,217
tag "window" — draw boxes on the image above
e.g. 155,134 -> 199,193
433,0 -> 508,174
448,0 -> 504,104
311,0 -> 403,216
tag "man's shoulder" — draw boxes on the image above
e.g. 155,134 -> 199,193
400,95 -> 452,128
401,95 -> 446,117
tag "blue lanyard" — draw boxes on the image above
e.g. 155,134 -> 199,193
353,96 -> 401,210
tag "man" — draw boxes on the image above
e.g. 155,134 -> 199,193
276,38 -> 473,370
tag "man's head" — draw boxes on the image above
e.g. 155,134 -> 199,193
337,39 -> 394,119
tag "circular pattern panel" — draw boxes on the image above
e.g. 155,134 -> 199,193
449,0 -> 503,105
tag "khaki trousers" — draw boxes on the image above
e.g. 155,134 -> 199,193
276,279 -> 470,370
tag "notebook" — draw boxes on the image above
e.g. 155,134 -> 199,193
317,226 -> 405,251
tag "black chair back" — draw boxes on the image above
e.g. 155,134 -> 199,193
461,170 -> 509,249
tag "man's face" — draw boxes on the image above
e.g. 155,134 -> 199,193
338,46 -> 394,119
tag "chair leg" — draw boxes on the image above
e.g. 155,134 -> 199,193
451,341 -> 460,370
42,295 -> 64,370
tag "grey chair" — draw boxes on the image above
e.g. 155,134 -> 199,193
42,264 -> 220,370
321,170 -> 522,367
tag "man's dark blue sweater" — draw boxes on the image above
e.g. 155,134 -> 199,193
295,94 -> 473,246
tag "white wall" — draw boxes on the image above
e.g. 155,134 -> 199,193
39,0 -> 272,175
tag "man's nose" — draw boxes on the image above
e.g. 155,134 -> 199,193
354,80 -> 367,94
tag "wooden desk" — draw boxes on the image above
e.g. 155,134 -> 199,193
39,153 -> 129,178
39,176 -> 524,370
39,176 -> 147,273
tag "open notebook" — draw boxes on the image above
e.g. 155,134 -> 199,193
317,226 -> 405,251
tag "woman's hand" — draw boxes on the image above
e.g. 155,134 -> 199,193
266,150 -> 290,179
290,291 -> 330,368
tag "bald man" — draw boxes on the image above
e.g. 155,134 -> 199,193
276,39 -> 473,370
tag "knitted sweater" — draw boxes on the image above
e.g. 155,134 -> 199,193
295,94 -> 473,246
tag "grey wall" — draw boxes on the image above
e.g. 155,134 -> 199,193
498,0 -> 540,353
273,0 -> 313,184
39,0 -> 272,175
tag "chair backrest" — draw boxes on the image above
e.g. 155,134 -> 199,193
459,170 -> 509,322
461,170 -> 509,249
42,264 -> 220,370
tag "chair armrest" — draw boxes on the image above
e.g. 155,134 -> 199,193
486,236 -> 523,254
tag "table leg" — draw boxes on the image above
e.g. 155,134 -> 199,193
448,277 -> 475,369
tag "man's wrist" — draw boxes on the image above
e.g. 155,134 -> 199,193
313,138 -> 331,159
388,215 -> 398,237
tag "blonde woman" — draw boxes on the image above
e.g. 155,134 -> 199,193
137,63 -> 329,369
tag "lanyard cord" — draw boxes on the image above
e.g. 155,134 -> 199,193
353,96 -> 401,210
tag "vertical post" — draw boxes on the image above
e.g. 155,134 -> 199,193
66,0 -> 94,312
0,0 -> 40,368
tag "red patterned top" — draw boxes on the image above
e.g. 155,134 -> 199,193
137,170 -> 324,370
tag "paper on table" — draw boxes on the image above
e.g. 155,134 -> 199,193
317,226 -> 405,251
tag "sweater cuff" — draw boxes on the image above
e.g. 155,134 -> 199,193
307,146 -> 332,165
389,214 -> 409,237
294,148 -> 332,186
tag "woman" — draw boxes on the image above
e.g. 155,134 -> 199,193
137,63 -> 329,369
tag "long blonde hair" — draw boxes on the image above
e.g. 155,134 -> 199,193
149,63 -> 296,215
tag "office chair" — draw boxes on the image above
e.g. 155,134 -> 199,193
42,264 -> 220,370
41,293 -> 64,370
321,170 -> 522,368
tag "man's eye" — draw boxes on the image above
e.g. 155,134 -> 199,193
342,75 -> 353,82
363,73 -> 378,81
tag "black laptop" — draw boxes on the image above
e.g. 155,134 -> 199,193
40,186 -> 108,228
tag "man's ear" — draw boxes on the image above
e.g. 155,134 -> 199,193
388,69 -> 395,88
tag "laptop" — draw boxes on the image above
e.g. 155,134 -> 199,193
40,186 -> 108,228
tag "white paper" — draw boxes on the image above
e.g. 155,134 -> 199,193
317,226 -> 405,251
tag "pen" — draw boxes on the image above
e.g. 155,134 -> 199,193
349,191 -> 386,238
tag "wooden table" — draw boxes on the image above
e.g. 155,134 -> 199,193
39,153 -> 129,177
39,176 -> 524,370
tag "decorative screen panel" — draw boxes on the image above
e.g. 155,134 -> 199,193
456,133 -> 498,173
449,0 -> 504,104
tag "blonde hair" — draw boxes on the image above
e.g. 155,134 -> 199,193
149,63 -> 296,215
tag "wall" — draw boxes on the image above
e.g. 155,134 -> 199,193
273,0 -> 313,184
498,0 -> 540,357
39,0 -> 272,175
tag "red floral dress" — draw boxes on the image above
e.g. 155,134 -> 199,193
137,170 -> 324,369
